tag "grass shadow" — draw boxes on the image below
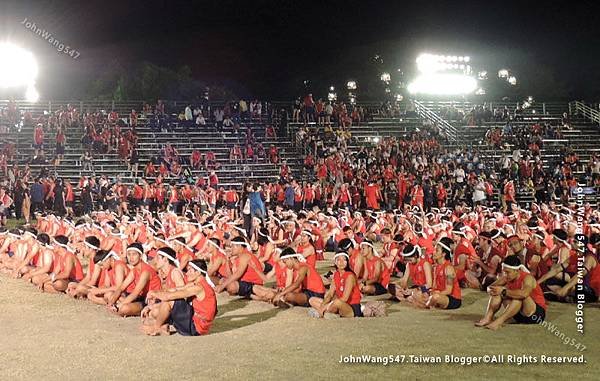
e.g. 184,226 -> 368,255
216,298 -> 251,316
210,307 -> 283,334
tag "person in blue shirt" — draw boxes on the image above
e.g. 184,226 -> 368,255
30,178 -> 45,214
284,182 -> 295,210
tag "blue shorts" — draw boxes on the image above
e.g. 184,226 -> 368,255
237,280 -> 256,298
351,303 -> 363,317
302,290 -> 325,306
169,299 -> 200,336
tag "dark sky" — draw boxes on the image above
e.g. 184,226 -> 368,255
1,0 -> 599,100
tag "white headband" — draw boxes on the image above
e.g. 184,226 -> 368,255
102,251 -> 121,262
333,252 -> 350,261
187,262 -> 216,288
436,241 -> 452,253
501,263 -> 530,273
84,240 -> 100,250
157,248 -> 180,268
279,253 -> 306,262
126,246 -> 144,255
231,240 -> 251,249
402,245 -> 420,257
207,239 -> 226,254
360,241 -> 380,257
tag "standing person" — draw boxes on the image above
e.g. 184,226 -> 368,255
0,187 -> 12,226
30,178 -> 45,214
22,186 -> 31,224
129,147 -> 139,178
53,179 -> 66,217
55,127 -> 66,164
13,180 -> 25,220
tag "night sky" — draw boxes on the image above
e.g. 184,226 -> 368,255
1,0 -> 599,100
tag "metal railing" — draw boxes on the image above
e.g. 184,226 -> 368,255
413,100 -> 457,141
569,101 -> 600,125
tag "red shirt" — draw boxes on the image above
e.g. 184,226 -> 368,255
433,260 -> 461,300
192,276 -> 217,335
507,270 -> 546,310
333,270 -> 361,305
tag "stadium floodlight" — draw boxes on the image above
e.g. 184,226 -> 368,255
477,71 -> 488,80
329,86 -> 335,91
498,69 -> 509,78
508,76 -> 517,85
0,43 -> 38,88
407,73 -> 478,95
25,85 -> 39,102
464,56 -> 470,62
380,72 -> 391,83
346,80 -> 357,90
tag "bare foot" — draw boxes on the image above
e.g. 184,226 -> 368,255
475,318 -> 491,327
485,321 -> 502,331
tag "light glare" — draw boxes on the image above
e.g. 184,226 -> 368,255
407,73 -> 478,95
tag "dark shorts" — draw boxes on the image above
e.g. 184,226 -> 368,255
514,303 -> 545,324
302,290 -> 325,306
263,262 -> 273,274
226,202 -> 236,209
351,303 -> 363,317
237,280 -> 257,298
445,295 -> 462,310
169,299 -> 200,336
373,283 -> 388,296
123,292 -> 147,307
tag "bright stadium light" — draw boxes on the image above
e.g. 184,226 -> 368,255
407,73 -> 478,95
0,43 -> 39,88
508,76 -> 517,85
346,80 -> 357,90
25,85 -> 39,102
329,85 -> 335,91
498,69 -> 509,78
464,56 -> 470,62
327,92 -> 337,101
477,71 -> 488,80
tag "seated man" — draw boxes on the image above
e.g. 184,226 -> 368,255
106,243 -> 162,317
540,234 -> 600,303
476,256 -> 546,330
141,259 -> 217,336
272,247 -> 325,309
388,244 -> 433,306
214,236 -> 264,298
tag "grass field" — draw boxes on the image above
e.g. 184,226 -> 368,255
0,252 -> 598,380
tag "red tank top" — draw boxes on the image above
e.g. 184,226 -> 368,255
109,260 -> 129,286
126,262 -> 162,296
235,252 -> 264,285
365,256 -> 390,287
586,256 -> 600,297
60,250 -> 84,281
275,263 -> 288,289
433,260 -> 461,300
333,270 -> 361,305
296,262 -> 325,293
407,258 -> 428,287
507,270 -> 546,310
165,266 -> 182,289
212,251 -> 229,278
192,276 -> 217,335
